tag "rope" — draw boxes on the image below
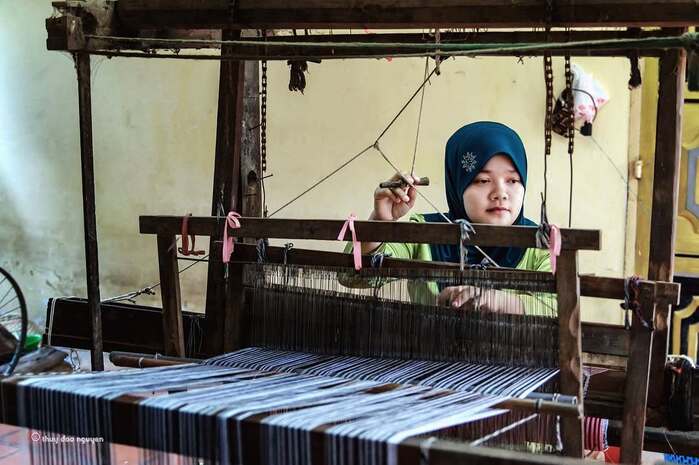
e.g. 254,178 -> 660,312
267,144 -> 373,218
269,63 -> 439,218
411,57 -> 430,177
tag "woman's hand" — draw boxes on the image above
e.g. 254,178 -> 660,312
437,285 -> 481,309
437,286 -> 525,314
372,172 -> 419,221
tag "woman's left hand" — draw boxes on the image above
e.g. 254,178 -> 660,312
437,286 -> 524,314
437,285 -> 481,309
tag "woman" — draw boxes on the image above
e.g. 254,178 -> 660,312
350,121 -> 551,313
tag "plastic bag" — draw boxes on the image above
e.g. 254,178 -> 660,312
571,63 -> 609,123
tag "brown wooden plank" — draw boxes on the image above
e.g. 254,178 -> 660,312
156,234 -> 185,356
45,15 -> 85,51
620,282 -> 657,465
580,322 -> 629,357
203,28 -> 246,356
43,297 -> 205,355
75,52 -> 104,371
115,0 -> 699,29
579,275 -> 679,305
556,249 -> 584,457
140,216 -> 601,250
647,36 -> 687,409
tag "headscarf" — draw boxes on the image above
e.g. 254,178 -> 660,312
423,121 -> 536,268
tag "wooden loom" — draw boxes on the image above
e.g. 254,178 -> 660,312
24,0 -> 698,463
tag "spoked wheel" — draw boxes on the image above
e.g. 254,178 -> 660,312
0,267 -> 27,375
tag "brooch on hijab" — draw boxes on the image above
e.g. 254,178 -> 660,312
461,152 -> 477,172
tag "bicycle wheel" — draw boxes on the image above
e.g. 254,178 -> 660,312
0,267 -> 28,375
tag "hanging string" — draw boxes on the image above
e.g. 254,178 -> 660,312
564,52 -> 575,228
411,57 -> 430,177
542,54 -> 553,207
373,66 -> 439,144
260,43 -> 269,218
267,144 -> 374,218
538,1 -> 555,253
101,251 -> 210,304
269,64 -> 439,218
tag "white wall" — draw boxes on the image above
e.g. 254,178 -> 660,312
1,2 -> 634,325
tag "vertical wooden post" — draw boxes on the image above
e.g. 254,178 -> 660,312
620,282 -> 657,465
647,38 -> 686,408
203,29 -> 245,356
157,234 -> 184,356
556,249 -> 583,457
75,52 -> 104,371
222,58 -> 261,353
241,59 -> 262,219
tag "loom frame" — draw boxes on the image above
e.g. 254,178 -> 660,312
36,1 -> 692,463
138,215 -> 679,461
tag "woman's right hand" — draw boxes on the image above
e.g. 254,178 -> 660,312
372,172 -> 419,221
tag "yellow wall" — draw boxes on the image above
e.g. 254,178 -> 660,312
636,59 -> 699,276
2,2 -> 638,325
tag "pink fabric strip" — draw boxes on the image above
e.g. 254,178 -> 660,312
549,224 -> 562,273
222,211 -> 242,264
337,213 -> 362,271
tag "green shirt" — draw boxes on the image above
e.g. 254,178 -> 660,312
343,213 -> 554,315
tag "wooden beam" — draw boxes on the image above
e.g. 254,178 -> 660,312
647,34 -> 687,409
227,242 -> 677,303
241,59 -> 262,218
620,282 -> 657,465
80,30 -> 675,59
156,234 -> 185,356
203,29 -> 245,356
580,275 -> 679,306
43,297 -> 205,355
44,295 -> 629,360
556,249 -> 584,457
75,52 -> 104,371
140,216 -> 601,250
580,322 -> 629,357
115,0 -> 699,29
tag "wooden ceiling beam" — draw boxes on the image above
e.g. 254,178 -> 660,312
77,30 -> 676,59
114,0 -> 699,29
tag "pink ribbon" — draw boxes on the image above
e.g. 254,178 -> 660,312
337,213 -> 362,271
549,224 -> 562,273
222,211 -> 241,264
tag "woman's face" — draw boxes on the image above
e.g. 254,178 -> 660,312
462,154 -> 525,226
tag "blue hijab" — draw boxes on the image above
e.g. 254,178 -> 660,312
423,121 -> 536,268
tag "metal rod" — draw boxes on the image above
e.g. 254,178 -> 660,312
109,351 -> 200,368
380,176 -> 430,189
